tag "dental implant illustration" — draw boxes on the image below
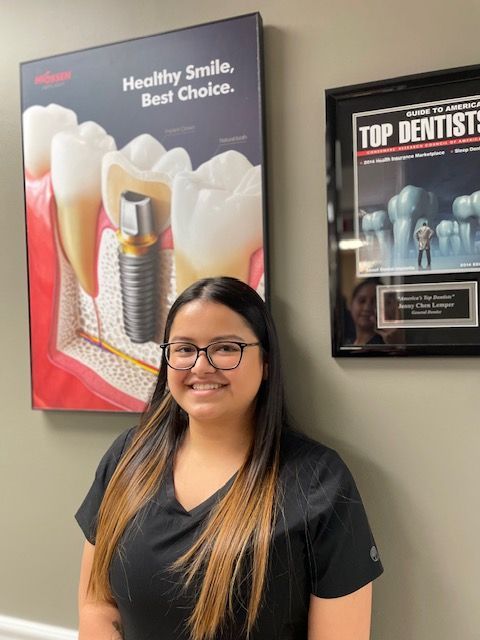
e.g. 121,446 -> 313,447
118,191 -> 159,343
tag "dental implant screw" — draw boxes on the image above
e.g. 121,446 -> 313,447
118,191 -> 159,343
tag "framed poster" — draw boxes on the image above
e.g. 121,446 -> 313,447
21,13 -> 268,410
326,64 -> 480,356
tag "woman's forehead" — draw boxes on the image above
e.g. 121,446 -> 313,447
169,300 -> 256,340
354,284 -> 376,298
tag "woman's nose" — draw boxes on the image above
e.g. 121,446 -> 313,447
190,350 -> 216,373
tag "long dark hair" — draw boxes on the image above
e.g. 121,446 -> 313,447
89,277 -> 288,639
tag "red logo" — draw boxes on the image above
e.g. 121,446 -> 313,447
35,70 -> 72,85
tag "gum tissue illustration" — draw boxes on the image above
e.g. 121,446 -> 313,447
23,103 -> 265,411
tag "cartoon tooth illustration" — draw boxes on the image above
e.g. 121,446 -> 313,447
361,210 -> 392,262
171,150 -> 263,294
453,191 -> 480,254
436,220 -> 461,257
388,186 -> 438,260
51,122 -> 116,296
102,134 -> 191,233
22,103 -> 78,178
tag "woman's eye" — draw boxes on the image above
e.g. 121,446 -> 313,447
173,344 -> 195,354
216,343 -> 240,353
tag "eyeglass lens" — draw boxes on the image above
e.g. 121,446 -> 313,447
165,342 -> 243,370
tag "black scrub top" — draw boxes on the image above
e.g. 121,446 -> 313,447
76,428 -> 383,640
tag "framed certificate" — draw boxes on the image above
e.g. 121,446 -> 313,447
326,64 -> 480,356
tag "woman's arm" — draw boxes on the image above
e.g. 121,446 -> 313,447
78,540 -> 123,640
308,582 -> 372,640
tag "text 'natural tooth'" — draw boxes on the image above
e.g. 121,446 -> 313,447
51,121 -> 116,296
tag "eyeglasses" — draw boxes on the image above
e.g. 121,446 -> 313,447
160,341 -> 261,370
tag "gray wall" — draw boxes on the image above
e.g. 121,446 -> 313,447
1,1 -> 479,638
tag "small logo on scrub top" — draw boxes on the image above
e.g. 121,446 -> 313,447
370,546 -> 379,562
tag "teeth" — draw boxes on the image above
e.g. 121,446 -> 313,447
436,220 -> 453,256
51,122 -> 116,296
192,383 -> 222,390
388,186 -> 438,260
386,194 -> 399,250
451,220 -> 461,255
361,210 -> 375,249
361,210 -> 392,261
452,194 -> 480,254
22,103 -> 77,178
102,133 -> 191,232
171,150 -> 263,293
436,220 -> 462,256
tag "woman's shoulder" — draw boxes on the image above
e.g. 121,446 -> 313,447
105,425 -> 136,456
94,426 -> 137,479
75,426 -> 137,544
280,428 -> 338,466
279,428 -> 352,492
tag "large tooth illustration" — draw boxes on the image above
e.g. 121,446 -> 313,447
171,150 -> 262,293
102,134 -> 191,233
361,210 -> 375,251
51,122 -> 116,296
22,103 -> 77,178
362,210 -> 391,261
436,220 -> 450,256
470,191 -> 480,254
452,194 -> 480,254
388,186 -> 438,260
451,220 -> 462,255
436,220 -> 462,256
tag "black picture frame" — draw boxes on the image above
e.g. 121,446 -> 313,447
326,64 -> 480,356
20,13 -> 269,409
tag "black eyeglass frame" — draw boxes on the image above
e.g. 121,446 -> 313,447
159,341 -> 261,370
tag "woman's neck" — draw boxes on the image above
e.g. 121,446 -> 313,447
180,417 -> 254,466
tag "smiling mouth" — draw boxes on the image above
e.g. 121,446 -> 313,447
191,383 -> 225,390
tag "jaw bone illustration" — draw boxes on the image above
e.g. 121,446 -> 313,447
361,210 -> 392,263
51,122 -> 116,296
436,220 -> 462,257
171,150 -> 263,294
452,192 -> 480,254
23,103 -> 78,178
387,186 -> 438,260
102,134 -> 191,234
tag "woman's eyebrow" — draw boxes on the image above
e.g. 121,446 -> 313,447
168,334 -> 246,342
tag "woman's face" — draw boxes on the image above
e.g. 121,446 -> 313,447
166,300 -> 265,428
350,283 -> 377,332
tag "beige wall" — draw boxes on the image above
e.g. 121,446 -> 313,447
1,1 -> 479,638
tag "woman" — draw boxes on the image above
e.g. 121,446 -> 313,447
77,277 -> 383,639
347,279 -> 385,346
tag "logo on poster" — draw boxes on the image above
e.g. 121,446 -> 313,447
35,70 -> 72,86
